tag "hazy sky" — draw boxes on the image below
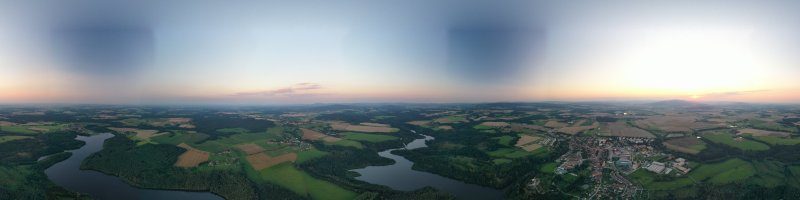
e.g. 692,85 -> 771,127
1,1 -> 800,104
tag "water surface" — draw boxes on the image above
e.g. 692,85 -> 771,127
45,133 -> 223,200
351,134 -> 504,200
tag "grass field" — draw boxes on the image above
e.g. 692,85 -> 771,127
151,131 -> 210,145
217,128 -> 249,134
703,131 -> 769,151
663,137 -> 706,154
628,170 -> 695,190
750,160 -> 786,187
195,127 -> 289,152
0,136 -> 33,143
373,115 -> 395,120
1,126 -> 37,134
296,147 -> 328,164
1,124 -> 66,134
340,132 -> 398,142
749,136 -> 800,145
494,135 -> 514,146
435,116 -> 467,124
630,158 -> 756,190
329,122 -> 399,133
325,140 -> 364,149
259,163 -> 357,200
747,119 -> 798,133
690,158 -> 754,184
539,162 -> 558,173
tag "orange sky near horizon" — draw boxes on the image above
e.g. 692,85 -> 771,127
2,2 -> 800,104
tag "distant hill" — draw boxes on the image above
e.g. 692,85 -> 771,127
646,100 -> 709,108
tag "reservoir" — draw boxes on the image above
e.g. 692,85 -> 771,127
44,133 -> 223,200
351,134 -> 504,200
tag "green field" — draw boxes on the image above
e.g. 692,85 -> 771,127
750,160 -> 787,187
747,119 -> 798,132
194,127 -> 290,152
216,127 -> 249,134
703,131 -> 769,151
326,140 -> 364,149
494,135 -> 514,146
539,162 -> 558,173
628,170 -> 695,190
664,139 -> 707,154
373,115 -> 395,120
749,136 -> 800,145
151,131 -> 210,145
689,158 -> 754,184
1,126 -> 37,134
259,163 -> 357,200
0,124 -> 66,134
688,143 -> 707,151
340,132 -> 398,142
120,118 -> 147,126
438,116 -> 466,123
0,136 -> 33,143
630,158 -> 756,190
296,147 -> 328,163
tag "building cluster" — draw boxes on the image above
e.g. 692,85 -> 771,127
646,157 -> 692,175
556,151 -> 583,175
208,150 -> 238,167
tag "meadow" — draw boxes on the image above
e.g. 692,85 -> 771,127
663,137 -> 707,154
539,162 -> 558,173
749,136 -> 800,145
259,163 -> 358,200
702,131 -> 770,151
629,158 -> 766,191
0,136 -> 32,144
493,135 -> 514,146
340,132 -> 398,142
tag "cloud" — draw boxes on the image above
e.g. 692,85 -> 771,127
701,89 -> 771,97
233,83 -> 322,96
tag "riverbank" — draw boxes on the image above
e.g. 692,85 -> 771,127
44,133 -> 223,200
351,134 -> 504,200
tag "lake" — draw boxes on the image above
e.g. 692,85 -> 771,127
44,133 -> 223,200
351,134 -> 504,200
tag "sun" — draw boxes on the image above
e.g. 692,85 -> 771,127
614,28 -> 771,96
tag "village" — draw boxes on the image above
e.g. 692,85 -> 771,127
544,132 -> 695,199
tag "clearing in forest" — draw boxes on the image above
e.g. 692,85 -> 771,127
246,152 -> 298,170
300,128 -> 341,142
175,143 -> 210,167
329,122 -> 398,133
237,143 -> 266,155
515,135 -> 543,152
663,137 -> 706,154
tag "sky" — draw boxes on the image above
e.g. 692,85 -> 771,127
1,0 -> 800,104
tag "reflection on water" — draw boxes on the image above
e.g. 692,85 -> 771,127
44,133 -> 222,200
351,134 -> 504,200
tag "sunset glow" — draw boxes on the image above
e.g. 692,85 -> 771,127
0,1 -> 799,104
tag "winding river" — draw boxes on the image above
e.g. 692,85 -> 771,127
351,134 -> 504,200
44,133 -> 222,200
